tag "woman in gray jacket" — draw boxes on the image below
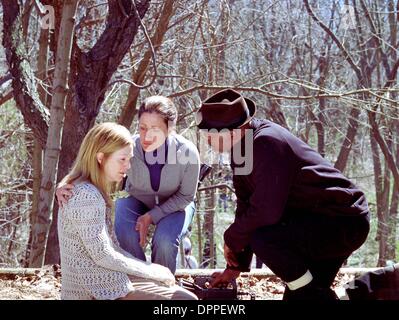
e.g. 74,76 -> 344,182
114,96 -> 200,274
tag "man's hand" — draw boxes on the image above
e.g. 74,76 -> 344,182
210,269 -> 241,288
55,183 -> 74,208
224,243 -> 239,268
136,213 -> 153,247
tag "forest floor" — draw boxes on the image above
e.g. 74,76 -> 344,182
0,265 -> 355,300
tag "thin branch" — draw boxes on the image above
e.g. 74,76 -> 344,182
157,74 -> 204,84
33,0 -> 46,15
198,183 -> 235,193
0,90 -> 13,106
127,0 -> 158,89
88,2 -> 108,10
0,73 -> 12,86
168,83 -> 399,102
98,77 -> 151,98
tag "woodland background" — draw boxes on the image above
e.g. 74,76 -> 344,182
0,0 -> 398,270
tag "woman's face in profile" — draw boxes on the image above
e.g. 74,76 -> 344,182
138,112 -> 169,152
101,145 -> 133,183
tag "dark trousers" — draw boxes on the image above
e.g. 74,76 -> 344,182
250,213 -> 370,288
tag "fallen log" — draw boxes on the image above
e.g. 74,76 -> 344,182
175,267 -> 380,279
0,267 -> 381,279
0,268 -> 41,278
0,265 -> 57,279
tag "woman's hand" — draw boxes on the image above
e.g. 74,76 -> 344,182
55,183 -> 74,208
136,213 -> 153,247
151,263 -> 175,287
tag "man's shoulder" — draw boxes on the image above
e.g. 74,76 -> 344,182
252,119 -> 289,137
253,128 -> 289,150
252,119 -> 299,150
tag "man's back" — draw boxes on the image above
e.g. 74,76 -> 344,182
232,118 -> 369,219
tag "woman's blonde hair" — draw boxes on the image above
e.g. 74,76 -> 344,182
60,122 -> 132,207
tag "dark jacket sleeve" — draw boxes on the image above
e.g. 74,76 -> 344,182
226,245 -> 254,272
233,177 -> 250,218
224,137 -> 295,253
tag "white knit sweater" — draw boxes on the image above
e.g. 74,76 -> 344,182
58,182 -> 170,300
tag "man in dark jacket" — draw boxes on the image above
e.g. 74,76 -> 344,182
196,89 -> 370,300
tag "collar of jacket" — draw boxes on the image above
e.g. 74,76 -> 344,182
133,134 -> 180,164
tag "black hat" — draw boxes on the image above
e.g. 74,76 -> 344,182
196,89 -> 256,130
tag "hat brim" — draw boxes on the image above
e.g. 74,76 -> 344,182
237,97 -> 256,128
196,96 -> 256,130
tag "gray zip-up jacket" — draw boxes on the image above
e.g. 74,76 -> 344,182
125,133 -> 200,224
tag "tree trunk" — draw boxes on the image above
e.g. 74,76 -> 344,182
315,54 -> 328,157
25,15 -> 49,266
371,127 -> 391,267
29,0 -> 80,267
387,179 -> 399,261
385,1 -> 398,262
1,0 -> 50,147
334,107 -> 360,172
201,166 -> 217,269
196,128 -> 203,265
202,188 -> 216,269
196,206 -> 203,265
378,163 -> 391,267
386,104 -> 399,261
24,141 -> 43,266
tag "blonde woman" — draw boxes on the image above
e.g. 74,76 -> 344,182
58,96 -> 200,274
57,122 -> 197,300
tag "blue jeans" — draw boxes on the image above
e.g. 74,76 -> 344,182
114,196 -> 195,274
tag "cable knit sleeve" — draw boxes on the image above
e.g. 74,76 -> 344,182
65,184 -> 168,282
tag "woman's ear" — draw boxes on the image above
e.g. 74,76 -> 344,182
96,152 -> 104,165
